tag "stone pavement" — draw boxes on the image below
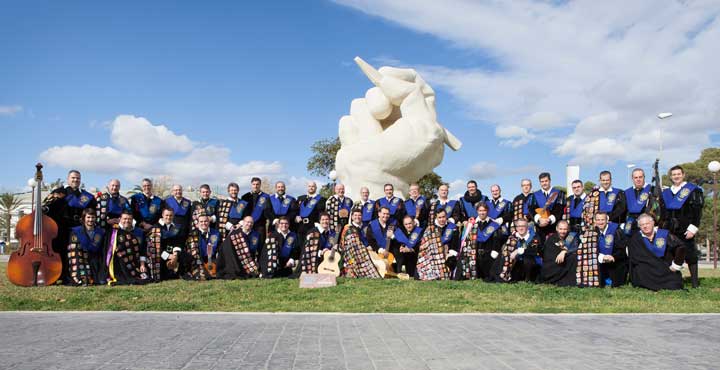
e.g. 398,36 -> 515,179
0,312 -> 717,370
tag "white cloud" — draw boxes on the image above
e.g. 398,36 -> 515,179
337,0 -> 720,165
39,145 -> 152,173
468,162 -> 498,179
0,105 -> 22,116
110,115 -> 193,157
39,115 -> 287,188
164,145 -> 283,185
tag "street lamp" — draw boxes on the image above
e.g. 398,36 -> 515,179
626,164 -> 636,188
708,160 -> 720,269
658,112 -> 672,189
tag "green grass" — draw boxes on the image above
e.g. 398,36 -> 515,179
1,262 -> 719,313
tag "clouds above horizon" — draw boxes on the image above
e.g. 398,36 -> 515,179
337,0 -> 720,165
39,115 -> 285,188
0,105 -> 22,116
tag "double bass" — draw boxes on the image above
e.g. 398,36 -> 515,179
6,163 -> 62,286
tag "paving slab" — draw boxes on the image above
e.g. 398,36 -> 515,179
0,312 -> 718,370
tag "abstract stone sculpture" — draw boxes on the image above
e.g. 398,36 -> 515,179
335,57 -> 462,198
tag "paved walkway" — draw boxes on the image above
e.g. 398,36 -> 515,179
0,312 -> 717,370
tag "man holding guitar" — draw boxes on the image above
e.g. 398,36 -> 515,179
528,172 -> 566,242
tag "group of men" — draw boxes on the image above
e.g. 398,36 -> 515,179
40,164 -> 703,291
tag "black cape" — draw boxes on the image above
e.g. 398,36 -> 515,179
627,232 -> 683,291
541,234 -> 577,287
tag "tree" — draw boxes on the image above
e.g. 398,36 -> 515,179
583,181 -> 596,193
417,172 -> 443,199
0,193 -> 23,249
307,137 -> 341,178
553,186 -> 567,194
307,137 -> 341,197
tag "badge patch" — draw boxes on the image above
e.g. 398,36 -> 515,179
182,200 -> 189,208
366,203 -> 373,211
485,226 -> 496,234
80,195 -> 89,204
498,201 -> 506,209
605,235 -> 613,245
655,238 -> 665,248
283,198 -> 291,206
417,199 -> 424,206
392,198 -> 399,205
287,236 -> 294,245
607,193 -> 617,202
410,232 -> 419,241
445,206 -> 452,213
309,199 -> 317,206
149,204 -> 158,214
679,188 -> 690,199
210,235 -> 218,244
251,237 -> 258,245
639,193 -> 649,202
236,203 -> 246,212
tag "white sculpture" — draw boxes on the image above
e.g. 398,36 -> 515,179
335,57 -> 462,198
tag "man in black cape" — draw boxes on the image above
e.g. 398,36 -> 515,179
541,220 -> 579,287
628,213 -> 685,291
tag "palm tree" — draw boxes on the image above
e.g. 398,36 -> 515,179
0,193 -> 24,251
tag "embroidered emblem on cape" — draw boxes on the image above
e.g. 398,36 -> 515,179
679,188 -> 690,199
149,204 -> 157,214
605,235 -> 613,244
251,237 -> 259,245
365,203 -> 373,210
444,229 -> 452,238
484,225 -> 496,235
445,206 -> 452,213
410,232 -> 419,240
309,198 -> 317,206
417,199 -> 424,206
80,195 -> 89,204
259,197 -> 266,205
392,198 -> 399,205
282,198 -> 291,206
498,201 -> 506,208
182,200 -> 189,208
236,203 -> 246,212
608,193 -> 616,202
639,193 -> 649,201
210,235 -> 218,244
656,238 -> 665,248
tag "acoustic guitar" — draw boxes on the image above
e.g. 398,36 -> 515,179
317,248 -> 342,276
204,242 -> 217,278
535,191 -> 559,221
317,221 -> 343,276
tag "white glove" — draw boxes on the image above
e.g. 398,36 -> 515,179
447,249 -> 458,258
378,248 -> 386,255
490,250 -> 499,259
224,222 -> 234,231
210,215 -> 217,223
670,262 -> 684,272
516,247 -> 525,256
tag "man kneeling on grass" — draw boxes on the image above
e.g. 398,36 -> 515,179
628,213 -> 686,291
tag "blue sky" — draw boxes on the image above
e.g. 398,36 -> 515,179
2,1 -> 718,198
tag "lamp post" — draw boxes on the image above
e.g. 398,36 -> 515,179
656,113 -> 672,188
626,164 -> 636,188
708,160 -> 720,269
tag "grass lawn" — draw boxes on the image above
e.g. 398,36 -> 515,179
1,262 -> 719,313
